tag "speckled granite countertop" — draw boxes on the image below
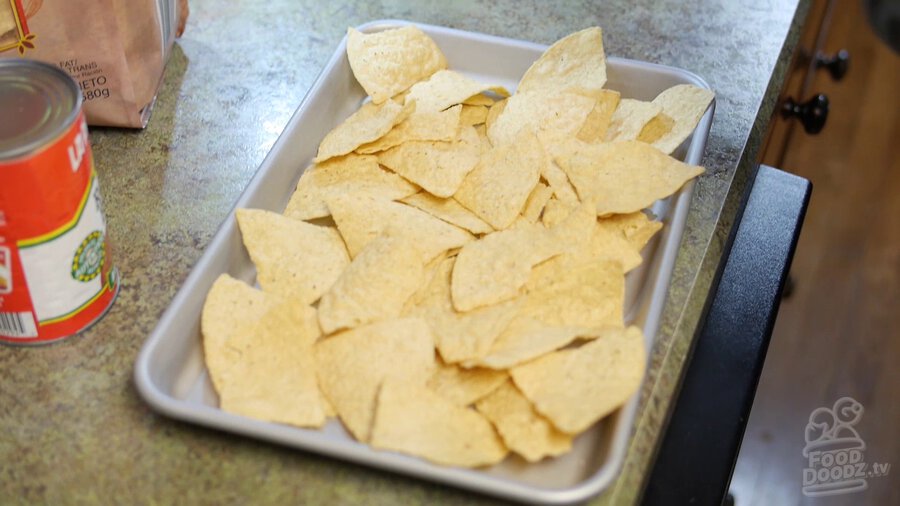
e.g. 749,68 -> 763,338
0,1 -> 808,504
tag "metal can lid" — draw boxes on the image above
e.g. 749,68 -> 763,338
0,60 -> 81,161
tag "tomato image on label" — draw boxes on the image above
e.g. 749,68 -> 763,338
71,230 -> 105,282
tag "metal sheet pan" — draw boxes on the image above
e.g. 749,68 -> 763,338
135,19 -> 714,504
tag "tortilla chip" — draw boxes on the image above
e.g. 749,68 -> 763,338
576,89 -> 621,142
487,90 -> 595,147
517,27 -> 607,93
402,250 -> 455,313
590,227 -> 644,272
523,259 -> 624,327
315,318 -> 436,441
428,360 -> 508,406
356,105 -> 462,154
378,125 -> 482,198
650,84 -> 715,154
474,324 -> 603,370
405,69 -> 509,113
637,112 -> 675,144
370,378 -> 508,467
201,274 -> 276,393
314,99 -> 413,162
326,192 -> 473,259
317,234 -> 426,334
541,160 -> 580,204
217,299 -> 327,428
540,198 -> 575,228
532,202 -> 642,276
401,192 -> 493,235
521,182 -> 554,223
484,98 -> 507,134
476,258 -> 623,368
604,99 -> 662,142
347,26 -> 448,104
433,298 -> 524,363
462,93 -> 495,106
554,139 -> 704,216
540,198 -> 597,251
322,395 -> 337,418
511,326 -> 646,434
598,211 -> 662,252
549,200 -> 620,259
236,209 -> 350,305
454,130 -> 545,230
475,380 -> 572,462
459,104 -> 489,126
530,235 -> 638,284
283,154 -> 417,220
451,222 -> 561,311
198,24 -> 684,464
473,124 -> 491,154
409,256 -> 522,363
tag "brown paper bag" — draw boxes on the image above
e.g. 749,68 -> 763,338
0,0 -> 185,128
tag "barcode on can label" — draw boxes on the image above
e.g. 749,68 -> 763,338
0,311 -> 39,339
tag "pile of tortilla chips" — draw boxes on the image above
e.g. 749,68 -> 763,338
201,25 -> 714,467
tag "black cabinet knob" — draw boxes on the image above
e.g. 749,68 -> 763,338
815,49 -> 850,81
781,94 -> 829,134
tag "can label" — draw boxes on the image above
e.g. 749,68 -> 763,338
0,111 -> 119,344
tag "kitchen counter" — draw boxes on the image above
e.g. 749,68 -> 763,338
0,1 -> 808,504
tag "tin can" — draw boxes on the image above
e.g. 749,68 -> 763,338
0,60 -> 119,345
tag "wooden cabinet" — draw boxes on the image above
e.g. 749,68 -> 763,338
760,0 -> 848,168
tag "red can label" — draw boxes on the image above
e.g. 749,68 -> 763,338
0,111 -> 119,345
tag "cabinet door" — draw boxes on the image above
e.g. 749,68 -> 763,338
760,0 -> 833,168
